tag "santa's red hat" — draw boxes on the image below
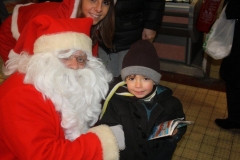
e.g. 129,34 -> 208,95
9,15 -> 93,59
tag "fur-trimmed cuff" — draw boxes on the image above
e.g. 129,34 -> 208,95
88,125 -> 119,160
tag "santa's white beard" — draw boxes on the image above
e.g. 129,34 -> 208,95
5,52 -> 112,141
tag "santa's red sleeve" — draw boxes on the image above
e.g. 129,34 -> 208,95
0,73 -> 119,160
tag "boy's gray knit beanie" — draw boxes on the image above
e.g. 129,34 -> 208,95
121,40 -> 161,84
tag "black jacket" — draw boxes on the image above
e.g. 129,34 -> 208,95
220,0 -> 240,88
101,0 -> 165,53
97,84 -> 186,160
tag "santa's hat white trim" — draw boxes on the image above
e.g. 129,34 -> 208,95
34,32 -> 92,55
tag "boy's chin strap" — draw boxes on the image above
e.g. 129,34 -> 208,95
100,81 -> 130,120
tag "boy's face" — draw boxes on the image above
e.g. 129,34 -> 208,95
125,74 -> 154,98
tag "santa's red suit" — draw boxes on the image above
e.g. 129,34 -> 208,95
0,0 -> 98,63
0,73 -> 118,159
0,15 -> 121,159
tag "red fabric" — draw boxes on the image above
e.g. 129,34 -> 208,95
13,15 -> 93,55
0,73 -> 103,160
0,16 -> 16,63
92,42 -> 99,57
15,0 -> 77,32
0,0 -> 84,63
16,2 -> 63,33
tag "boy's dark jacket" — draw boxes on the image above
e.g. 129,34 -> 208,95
97,83 -> 186,160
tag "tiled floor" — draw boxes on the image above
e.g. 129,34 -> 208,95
1,57 -> 240,159
160,71 -> 240,160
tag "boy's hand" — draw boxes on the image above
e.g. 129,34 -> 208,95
172,129 -> 178,136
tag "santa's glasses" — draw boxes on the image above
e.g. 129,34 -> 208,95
58,50 -> 88,65
62,54 -> 88,64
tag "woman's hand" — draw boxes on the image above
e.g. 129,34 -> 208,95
142,28 -> 156,43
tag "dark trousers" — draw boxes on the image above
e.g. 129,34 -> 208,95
226,83 -> 240,124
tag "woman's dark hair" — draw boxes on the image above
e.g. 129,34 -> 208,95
77,0 -> 115,48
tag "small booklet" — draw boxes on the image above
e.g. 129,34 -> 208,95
148,118 -> 194,140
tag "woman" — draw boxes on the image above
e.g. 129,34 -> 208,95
0,0 -> 115,63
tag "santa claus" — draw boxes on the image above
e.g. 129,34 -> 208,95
0,15 -> 124,159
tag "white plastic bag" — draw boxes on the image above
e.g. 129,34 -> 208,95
203,4 -> 235,60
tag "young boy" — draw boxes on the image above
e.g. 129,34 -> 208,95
97,39 -> 186,160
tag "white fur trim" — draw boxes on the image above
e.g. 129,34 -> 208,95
3,49 -> 22,75
11,3 -> 33,40
8,49 -> 19,59
70,0 -> 80,18
34,32 -> 92,55
88,125 -> 119,160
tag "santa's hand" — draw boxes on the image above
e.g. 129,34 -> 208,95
110,125 -> 125,150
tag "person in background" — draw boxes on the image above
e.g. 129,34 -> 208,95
0,0 -> 115,64
0,15 -> 125,159
215,0 -> 240,129
98,0 -> 165,78
97,40 -> 186,160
